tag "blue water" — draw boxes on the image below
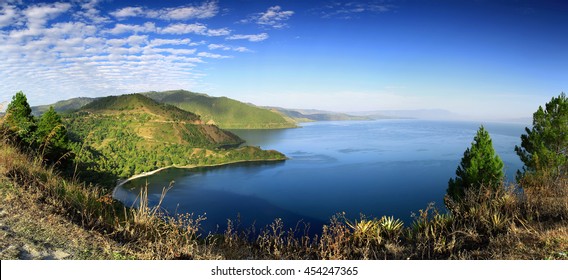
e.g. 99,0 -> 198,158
113,120 -> 527,234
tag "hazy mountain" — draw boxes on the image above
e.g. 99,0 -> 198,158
266,107 -> 373,122
32,97 -> 95,116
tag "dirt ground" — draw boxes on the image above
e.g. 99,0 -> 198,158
0,178 -> 130,260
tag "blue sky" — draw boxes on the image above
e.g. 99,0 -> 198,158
0,0 -> 566,120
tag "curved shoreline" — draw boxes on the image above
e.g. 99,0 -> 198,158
112,158 -> 286,195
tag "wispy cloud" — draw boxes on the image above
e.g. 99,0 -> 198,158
105,22 -> 156,35
0,1 -> 263,104
75,0 -> 110,24
197,52 -> 231,59
159,23 -> 230,36
23,2 -> 72,28
0,3 -> 18,28
110,0 -> 219,21
315,1 -> 392,19
109,6 -> 143,18
226,33 -> 269,42
208,43 -> 251,52
240,5 -> 294,29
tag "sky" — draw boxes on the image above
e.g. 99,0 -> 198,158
0,0 -> 566,120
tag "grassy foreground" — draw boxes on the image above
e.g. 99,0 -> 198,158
1,139 -> 567,259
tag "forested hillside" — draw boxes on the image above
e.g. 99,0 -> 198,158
63,94 -> 285,181
142,90 -> 297,129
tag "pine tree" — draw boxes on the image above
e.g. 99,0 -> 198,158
3,91 -> 36,144
515,92 -> 568,181
447,126 -> 505,200
35,106 -> 70,164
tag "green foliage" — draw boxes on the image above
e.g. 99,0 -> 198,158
81,94 -> 200,121
35,106 -> 71,164
515,93 -> 568,182
447,126 -> 504,200
4,91 -> 36,144
143,90 -> 296,129
62,94 -> 284,183
2,92 -> 72,166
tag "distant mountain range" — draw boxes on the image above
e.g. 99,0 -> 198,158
30,90 -> 375,128
265,107 -> 373,122
30,91 -> 475,129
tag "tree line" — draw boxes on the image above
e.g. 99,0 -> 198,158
2,91 -> 71,165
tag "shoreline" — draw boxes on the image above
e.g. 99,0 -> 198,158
112,157 -> 286,194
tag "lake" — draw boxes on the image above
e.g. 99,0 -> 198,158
113,119 -> 527,234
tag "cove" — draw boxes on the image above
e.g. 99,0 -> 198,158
113,119 -> 527,234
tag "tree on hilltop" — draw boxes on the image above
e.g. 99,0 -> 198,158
447,126 -> 504,200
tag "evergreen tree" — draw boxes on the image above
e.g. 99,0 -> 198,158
515,92 -> 568,181
448,126 -> 504,200
3,91 -> 36,144
35,106 -> 71,164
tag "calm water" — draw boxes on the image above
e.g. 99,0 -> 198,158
114,120 -> 527,234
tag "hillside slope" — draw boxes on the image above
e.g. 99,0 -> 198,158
32,97 -> 95,116
141,90 -> 297,129
64,94 -> 284,180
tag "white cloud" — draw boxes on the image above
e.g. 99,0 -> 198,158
148,38 -> 193,47
0,1 -> 256,105
160,23 -> 207,34
205,27 -> 230,36
240,5 -> 294,29
164,1 -> 219,20
316,2 -> 392,19
106,35 -> 148,47
197,52 -> 231,59
208,43 -> 228,50
110,7 -> 144,18
208,43 -> 251,52
226,33 -> 268,42
105,22 -> 156,35
75,0 -> 110,24
233,47 -> 251,52
110,1 -> 218,21
150,48 -> 197,55
257,6 -> 294,28
0,4 -> 17,28
23,2 -> 72,28
159,23 -> 229,36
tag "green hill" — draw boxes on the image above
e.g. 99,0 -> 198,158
64,94 -> 285,180
141,90 -> 297,129
32,97 -> 95,116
